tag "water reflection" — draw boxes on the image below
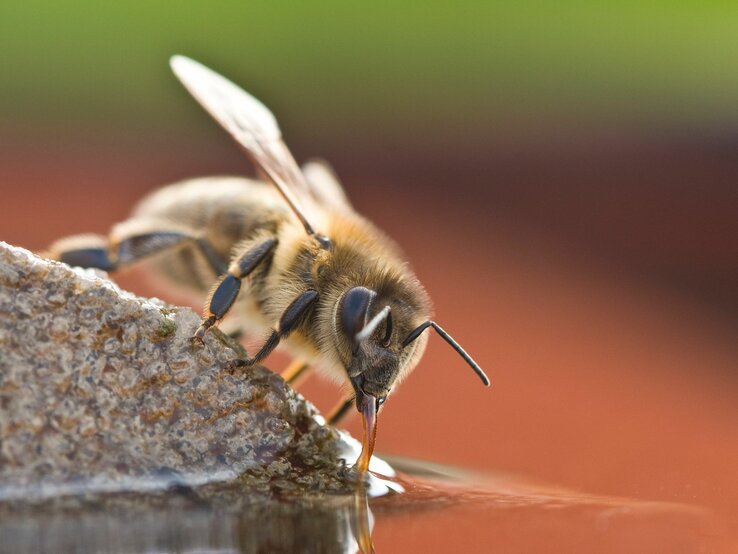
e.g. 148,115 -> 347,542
0,430 -> 410,554
350,485 -> 375,554
0,457 -> 724,553
1,483 -> 377,554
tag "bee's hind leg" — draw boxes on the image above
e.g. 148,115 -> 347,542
45,218 -> 227,276
281,359 -> 312,386
327,397 -> 355,426
44,234 -> 118,272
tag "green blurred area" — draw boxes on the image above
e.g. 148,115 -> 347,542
2,1 -> 738,138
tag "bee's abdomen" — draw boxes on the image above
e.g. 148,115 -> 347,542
131,176 -> 289,291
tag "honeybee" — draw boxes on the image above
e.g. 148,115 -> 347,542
46,56 -> 489,474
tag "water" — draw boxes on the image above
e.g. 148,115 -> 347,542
1,455 -> 727,554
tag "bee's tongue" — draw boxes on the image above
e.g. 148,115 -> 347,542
355,393 -> 378,474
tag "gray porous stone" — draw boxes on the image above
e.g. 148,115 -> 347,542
0,242 -> 353,502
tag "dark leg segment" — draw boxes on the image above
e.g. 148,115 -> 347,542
227,290 -> 319,368
281,359 -> 311,385
193,238 -> 278,341
327,397 -> 355,426
116,231 -> 201,266
49,234 -> 117,271
59,239 -> 117,271
48,227 -> 227,276
233,238 -> 279,276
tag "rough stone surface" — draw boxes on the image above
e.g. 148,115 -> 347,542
0,242 -> 353,501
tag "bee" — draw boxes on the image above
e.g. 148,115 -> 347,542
46,56 -> 490,474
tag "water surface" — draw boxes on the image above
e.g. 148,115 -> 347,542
1,456 -> 728,554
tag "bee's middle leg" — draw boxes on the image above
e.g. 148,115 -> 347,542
193,237 -> 278,341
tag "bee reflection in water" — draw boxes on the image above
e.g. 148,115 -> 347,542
352,485 -> 376,554
237,483 -> 378,554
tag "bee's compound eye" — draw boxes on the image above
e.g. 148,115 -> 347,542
340,287 -> 376,350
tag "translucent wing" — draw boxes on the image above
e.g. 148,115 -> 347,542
170,55 -> 317,236
302,159 -> 353,213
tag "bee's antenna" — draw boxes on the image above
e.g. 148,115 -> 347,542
403,321 -> 490,386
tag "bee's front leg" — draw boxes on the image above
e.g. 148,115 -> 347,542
225,290 -> 319,370
193,237 -> 278,342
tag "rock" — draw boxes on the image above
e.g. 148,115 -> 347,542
0,242 -> 355,502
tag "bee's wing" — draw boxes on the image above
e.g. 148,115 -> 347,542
302,159 -> 353,213
170,55 -> 318,236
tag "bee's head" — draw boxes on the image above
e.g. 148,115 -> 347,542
337,285 -> 490,410
336,285 -> 489,473
337,286 -> 426,410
